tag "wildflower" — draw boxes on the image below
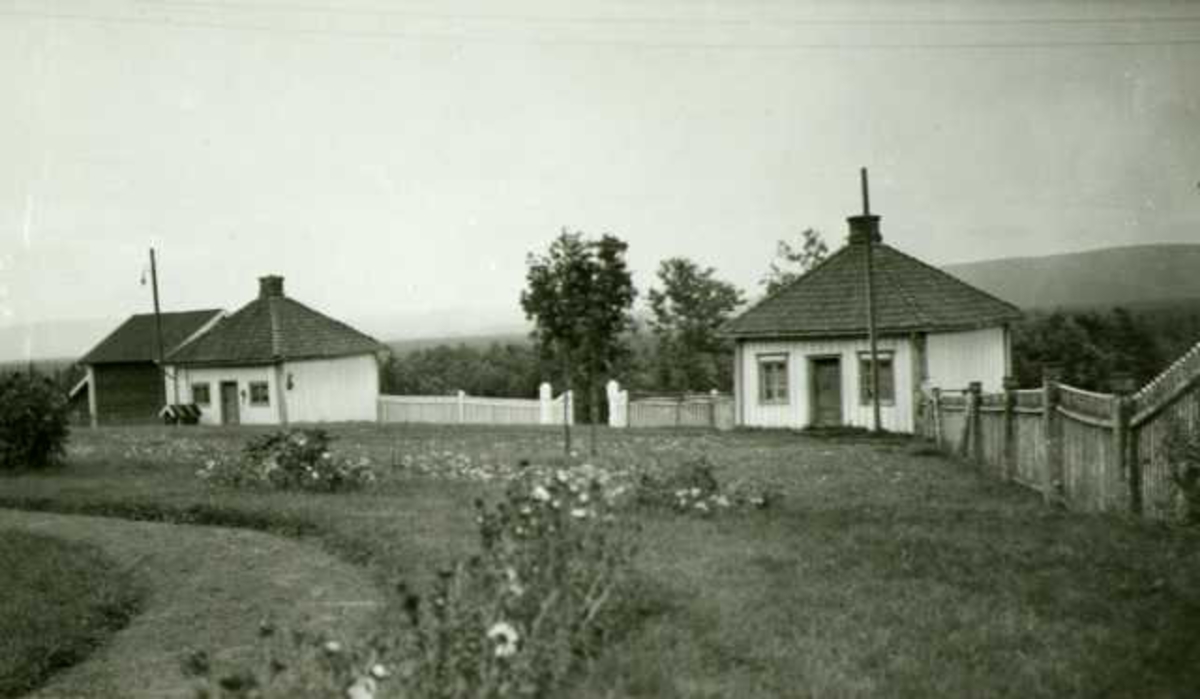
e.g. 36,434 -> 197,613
714,494 -> 731,508
555,469 -> 568,483
346,676 -> 376,699
487,621 -> 520,658
570,507 -> 589,519
694,501 -> 709,513
531,485 -> 551,502
578,491 -> 590,504
369,663 -> 390,679
324,640 -> 343,654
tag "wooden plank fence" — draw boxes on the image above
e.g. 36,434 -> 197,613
378,382 -> 573,426
920,340 -> 1200,520
606,380 -> 734,430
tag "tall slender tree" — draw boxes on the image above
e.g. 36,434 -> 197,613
647,257 -> 745,391
522,230 -> 636,455
762,228 -> 829,295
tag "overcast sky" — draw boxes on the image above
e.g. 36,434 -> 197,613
2,0 -> 1198,337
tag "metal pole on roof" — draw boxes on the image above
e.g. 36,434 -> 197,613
149,248 -> 174,407
862,168 -> 883,433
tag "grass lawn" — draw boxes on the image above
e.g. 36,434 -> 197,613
3,423 -> 1200,697
0,530 -> 141,698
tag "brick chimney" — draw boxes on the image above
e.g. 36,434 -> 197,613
847,214 -> 881,245
259,275 -> 285,298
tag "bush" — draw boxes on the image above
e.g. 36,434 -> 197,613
191,468 -> 639,699
637,456 -> 781,514
0,373 -> 69,471
196,429 -> 376,492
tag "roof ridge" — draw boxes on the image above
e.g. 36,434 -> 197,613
719,244 -> 855,334
875,246 -> 935,328
885,244 -> 1024,316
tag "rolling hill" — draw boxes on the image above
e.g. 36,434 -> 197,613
942,244 -> 1200,311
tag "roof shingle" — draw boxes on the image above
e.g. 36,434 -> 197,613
722,241 -> 1022,338
80,310 -> 223,365
166,293 -> 382,365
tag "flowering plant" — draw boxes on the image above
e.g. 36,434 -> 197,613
637,456 -> 781,515
196,429 -> 376,492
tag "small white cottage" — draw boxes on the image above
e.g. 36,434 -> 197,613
721,212 -> 1022,433
163,276 -> 385,425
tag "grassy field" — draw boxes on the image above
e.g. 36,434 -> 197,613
0,530 -> 141,698
3,424 -> 1200,697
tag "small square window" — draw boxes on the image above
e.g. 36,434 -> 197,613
758,355 -> 789,404
249,381 -> 270,406
191,383 -> 211,405
859,353 -> 896,405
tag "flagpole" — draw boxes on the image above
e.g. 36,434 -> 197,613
149,248 -> 174,406
862,168 -> 883,433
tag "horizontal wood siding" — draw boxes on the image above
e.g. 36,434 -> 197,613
926,327 -> 1008,393
93,362 -> 163,424
738,337 -> 914,431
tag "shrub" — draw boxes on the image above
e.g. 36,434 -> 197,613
637,456 -> 780,514
0,372 -> 69,471
196,429 -> 375,492
191,467 -> 638,698
1164,420 -> 1200,524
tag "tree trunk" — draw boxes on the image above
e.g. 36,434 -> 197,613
561,348 -> 572,457
588,369 -> 599,457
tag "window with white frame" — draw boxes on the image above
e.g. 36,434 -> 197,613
858,352 -> 896,405
249,381 -> 270,406
191,382 -> 211,405
758,354 -> 789,404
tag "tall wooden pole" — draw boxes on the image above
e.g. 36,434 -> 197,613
149,248 -> 173,406
862,168 -> 883,433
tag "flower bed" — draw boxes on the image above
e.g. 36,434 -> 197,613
196,429 -> 376,492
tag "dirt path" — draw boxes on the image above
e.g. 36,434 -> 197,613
0,509 -> 382,699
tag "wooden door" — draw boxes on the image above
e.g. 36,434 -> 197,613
811,358 -> 843,427
220,381 -> 240,425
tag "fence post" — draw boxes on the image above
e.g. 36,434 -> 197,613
539,382 -> 553,425
457,389 -> 466,424
1002,376 -> 1018,481
710,389 -> 719,428
968,381 -> 984,464
1042,369 -> 1064,506
931,388 -> 943,449
606,380 -> 627,428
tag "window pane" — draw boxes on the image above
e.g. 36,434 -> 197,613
758,357 -> 788,403
860,356 -> 896,404
249,382 -> 270,406
192,383 -> 210,405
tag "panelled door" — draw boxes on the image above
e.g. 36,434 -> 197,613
811,358 -> 843,427
220,381 -> 240,425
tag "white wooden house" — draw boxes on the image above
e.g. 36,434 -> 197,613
163,276 -> 385,425
720,212 -> 1022,433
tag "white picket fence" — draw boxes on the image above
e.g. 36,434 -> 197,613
606,380 -> 734,430
377,382 -> 573,426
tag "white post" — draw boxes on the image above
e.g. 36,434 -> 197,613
539,382 -> 553,425
457,389 -> 466,424
86,366 -> 97,428
565,390 -> 575,426
606,379 -> 626,428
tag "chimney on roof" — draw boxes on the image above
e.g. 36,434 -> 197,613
259,275 -> 285,299
847,167 -> 882,245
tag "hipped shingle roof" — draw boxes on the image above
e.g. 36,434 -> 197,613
166,294 -> 382,366
722,242 -> 1022,338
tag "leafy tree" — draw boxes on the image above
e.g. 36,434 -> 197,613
1011,308 -> 1165,390
381,342 -> 544,398
647,258 -> 745,392
522,230 -> 636,455
0,372 -> 69,471
762,228 -> 829,296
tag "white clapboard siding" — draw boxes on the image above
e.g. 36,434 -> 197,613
925,326 -> 1009,393
284,354 -> 380,423
737,337 -> 915,432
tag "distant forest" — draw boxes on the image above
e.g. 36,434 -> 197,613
8,300 -> 1200,401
